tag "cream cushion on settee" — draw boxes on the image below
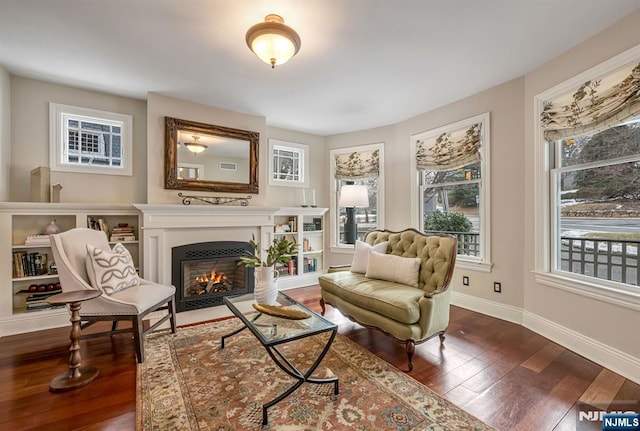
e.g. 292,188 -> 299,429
319,228 -> 457,371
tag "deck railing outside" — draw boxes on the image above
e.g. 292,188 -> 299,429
560,235 -> 639,286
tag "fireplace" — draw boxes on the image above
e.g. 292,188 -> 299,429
172,241 -> 254,312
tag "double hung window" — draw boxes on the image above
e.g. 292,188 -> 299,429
540,58 -> 640,293
413,113 -> 491,268
330,144 -> 384,248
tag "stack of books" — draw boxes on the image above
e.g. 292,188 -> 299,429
13,251 -> 49,278
110,225 -> 136,242
24,234 -> 51,246
303,257 -> 317,273
23,289 -> 64,312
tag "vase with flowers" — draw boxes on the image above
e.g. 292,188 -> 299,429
238,235 -> 297,305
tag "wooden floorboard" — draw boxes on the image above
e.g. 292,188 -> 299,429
0,284 -> 638,431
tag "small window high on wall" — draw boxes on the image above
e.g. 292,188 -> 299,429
330,143 -> 384,249
535,47 -> 640,301
412,113 -> 491,270
49,103 -> 133,176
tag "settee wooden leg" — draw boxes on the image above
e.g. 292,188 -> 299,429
439,331 -> 446,344
319,298 -> 326,316
406,341 -> 415,372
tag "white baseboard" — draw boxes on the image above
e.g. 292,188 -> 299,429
0,309 -> 69,337
522,311 -> 640,385
451,291 -> 640,385
451,291 -> 523,324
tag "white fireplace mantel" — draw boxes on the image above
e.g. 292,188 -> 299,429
134,204 -> 286,229
133,204 -> 326,287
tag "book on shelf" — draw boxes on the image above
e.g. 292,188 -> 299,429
303,257 -> 318,273
110,234 -> 136,242
87,217 -> 110,236
25,303 -> 65,312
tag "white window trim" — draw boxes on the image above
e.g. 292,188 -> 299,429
178,162 -> 205,180
268,139 -> 309,187
410,113 -> 492,271
329,143 -> 385,252
533,43 -> 640,309
49,103 -> 133,176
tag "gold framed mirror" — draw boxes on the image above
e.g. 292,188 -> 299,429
165,117 -> 259,193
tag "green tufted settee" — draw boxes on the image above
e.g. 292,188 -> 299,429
319,228 -> 457,371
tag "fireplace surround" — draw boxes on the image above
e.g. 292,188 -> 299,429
134,205 -> 279,308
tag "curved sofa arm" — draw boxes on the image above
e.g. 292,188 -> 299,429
423,285 -> 451,298
417,288 -> 452,338
328,264 -> 351,273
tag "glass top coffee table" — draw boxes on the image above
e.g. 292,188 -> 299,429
222,291 -> 339,425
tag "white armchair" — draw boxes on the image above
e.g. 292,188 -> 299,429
50,228 -> 177,363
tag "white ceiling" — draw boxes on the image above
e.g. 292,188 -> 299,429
1,0 -> 639,136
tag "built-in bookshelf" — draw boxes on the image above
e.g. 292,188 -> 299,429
0,203 -> 141,336
269,207 -> 328,290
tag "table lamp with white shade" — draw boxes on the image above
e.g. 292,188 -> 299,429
338,184 -> 369,244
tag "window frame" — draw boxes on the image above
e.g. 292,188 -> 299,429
49,103 -> 133,176
268,139 -> 309,187
329,143 -> 385,252
533,44 -> 640,310
411,113 -> 492,272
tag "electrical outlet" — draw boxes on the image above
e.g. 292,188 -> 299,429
462,276 -> 469,286
494,282 -> 502,293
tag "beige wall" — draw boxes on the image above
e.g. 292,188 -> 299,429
9,77 -> 147,203
0,66 -> 9,201
523,10 -> 640,360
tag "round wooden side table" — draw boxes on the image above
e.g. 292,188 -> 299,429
46,289 -> 102,393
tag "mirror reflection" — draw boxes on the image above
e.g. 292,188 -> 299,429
177,131 -> 250,183
165,117 -> 259,194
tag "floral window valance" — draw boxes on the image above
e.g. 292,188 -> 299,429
416,123 -> 482,171
334,149 -> 380,180
541,62 -> 640,141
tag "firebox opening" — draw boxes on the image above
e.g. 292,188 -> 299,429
172,241 -> 254,312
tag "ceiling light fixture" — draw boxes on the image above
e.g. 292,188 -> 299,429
184,135 -> 207,154
246,14 -> 301,69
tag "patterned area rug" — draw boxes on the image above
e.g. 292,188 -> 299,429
137,318 -> 493,430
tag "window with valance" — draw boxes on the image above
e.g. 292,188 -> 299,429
333,148 -> 380,180
538,55 -> 640,293
330,144 -> 384,248
413,113 -> 490,265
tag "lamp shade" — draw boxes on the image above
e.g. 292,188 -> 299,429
338,185 -> 369,208
184,142 -> 207,154
246,14 -> 301,69
184,135 -> 207,154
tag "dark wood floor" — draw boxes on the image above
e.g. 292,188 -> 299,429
1,285 -> 638,430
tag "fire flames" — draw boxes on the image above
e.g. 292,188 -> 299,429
190,269 -> 233,295
195,269 -> 228,287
